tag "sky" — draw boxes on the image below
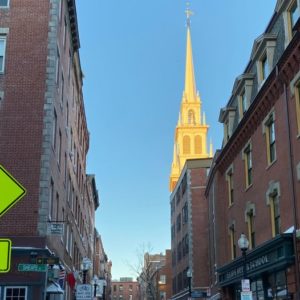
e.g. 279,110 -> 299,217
76,0 -> 276,280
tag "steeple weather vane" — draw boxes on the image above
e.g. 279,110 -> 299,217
185,2 -> 193,27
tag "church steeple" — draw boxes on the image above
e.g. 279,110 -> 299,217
184,23 -> 197,103
169,8 -> 213,192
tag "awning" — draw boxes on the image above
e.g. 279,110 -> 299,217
47,282 -> 64,294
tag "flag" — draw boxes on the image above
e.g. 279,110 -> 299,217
58,267 -> 66,289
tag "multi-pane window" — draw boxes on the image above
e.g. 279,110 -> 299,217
266,114 -> 276,164
290,1 -> 299,29
0,37 -> 7,72
171,224 -> 175,240
182,202 -> 188,224
52,109 -> 57,149
0,0 -> 9,7
295,82 -> 300,134
177,241 -> 182,261
4,287 -> 27,300
247,210 -> 255,249
229,225 -> 236,259
244,145 -> 252,187
176,213 -> 181,232
57,130 -> 62,165
226,169 -> 234,206
271,191 -> 280,237
49,179 -> 54,220
239,89 -> 247,118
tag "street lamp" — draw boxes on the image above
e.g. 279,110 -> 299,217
238,233 -> 249,279
81,257 -> 92,284
187,268 -> 192,297
91,275 -> 99,298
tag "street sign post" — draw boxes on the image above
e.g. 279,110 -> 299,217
76,284 -> 92,300
0,239 -> 11,273
18,264 -> 47,272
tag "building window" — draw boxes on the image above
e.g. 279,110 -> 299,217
229,224 -> 236,259
265,113 -> 276,165
119,285 -> 123,292
182,202 -> 188,224
183,135 -> 190,154
247,210 -> 255,249
295,82 -> 300,135
57,130 -> 62,166
244,144 -> 253,188
171,224 -> 175,240
194,135 -> 202,154
113,285 -> 116,292
61,74 -> 64,104
56,47 -> 60,84
52,109 -> 57,149
0,0 -> 9,7
0,37 -> 7,72
261,53 -> 269,82
239,89 -> 248,119
177,241 -> 182,261
159,275 -> 166,284
49,179 -> 54,220
188,110 -> 195,124
226,167 -> 234,206
4,287 -> 27,300
270,191 -> 280,237
63,16 -> 67,48
176,213 -> 181,232
290,1 -> 299,31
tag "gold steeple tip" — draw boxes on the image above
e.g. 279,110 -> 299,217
185,2 -> 193,27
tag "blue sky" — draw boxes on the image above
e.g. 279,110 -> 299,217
76,0 -> 275,279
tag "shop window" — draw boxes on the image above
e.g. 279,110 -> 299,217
295,81 -> 300,135
4,287 -> 27,300
264,112 -> 276,165
243,144 -> 253,188
266,270 -> 288,299
226,166 -> 234,206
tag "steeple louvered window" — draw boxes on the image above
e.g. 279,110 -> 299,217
183,136 -> 190,154
194,135 -> 202,154
188,110 -> 195,124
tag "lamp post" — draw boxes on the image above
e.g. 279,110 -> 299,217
91,275 -> 99,298
187,268 -> 192,297
238,233 -> 249,280
81,257 -> 92,284
102,280 -> 107,300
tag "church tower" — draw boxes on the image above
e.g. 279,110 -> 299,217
169,9 -> 213,192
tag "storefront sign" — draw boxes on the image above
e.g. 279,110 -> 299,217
76,284 -> 92,300
241,279 -> 250,292
241,291 -> 253,300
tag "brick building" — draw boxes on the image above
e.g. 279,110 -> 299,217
170,159 -> 211,300
111,278 -> 140,300
205,0 -> 300,299
0,0 -> 102,299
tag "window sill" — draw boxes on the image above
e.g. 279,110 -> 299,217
266,159 -> 277,170
297,133 -> 300,139
228,203 -> 234,209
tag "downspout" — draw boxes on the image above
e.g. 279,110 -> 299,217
282,71 -> 300,298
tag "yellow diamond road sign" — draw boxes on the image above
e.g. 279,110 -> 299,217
0,239 -> 11,273
0,165 -> 26,217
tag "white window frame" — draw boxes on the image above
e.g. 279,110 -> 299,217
0,0 -> 10,8
4,286 -> 28,300
0,36 -> 7,73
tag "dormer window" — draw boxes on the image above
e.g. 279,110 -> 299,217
290,1 -> 299,29
252,34 -> 276,87
261,53 -> 269,81
219,107 -> 236,144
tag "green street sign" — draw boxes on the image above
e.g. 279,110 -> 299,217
18,264 -> 47,272
0,239 -> 11,273
0,165 -> 26,217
